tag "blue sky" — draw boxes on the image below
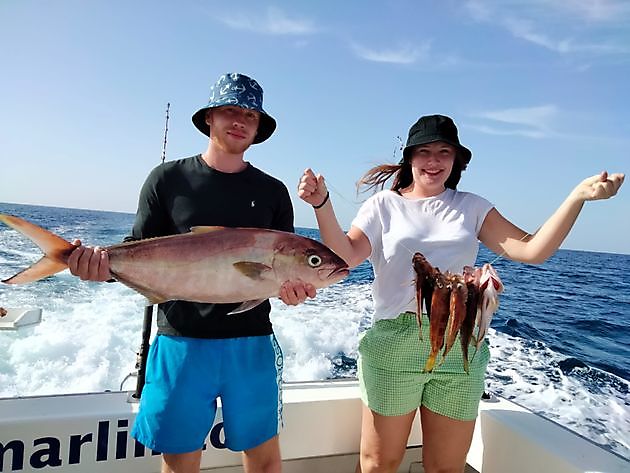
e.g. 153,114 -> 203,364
1,0 -> 628,254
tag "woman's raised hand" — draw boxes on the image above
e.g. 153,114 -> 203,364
298,168 -> 329,208
572,171 -> 625,202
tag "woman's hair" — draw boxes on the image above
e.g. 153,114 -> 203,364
357,146 -> 468,194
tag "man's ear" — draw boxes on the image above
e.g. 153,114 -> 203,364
205,109 -> 213,126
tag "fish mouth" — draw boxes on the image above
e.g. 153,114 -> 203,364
321,266 -> 350,281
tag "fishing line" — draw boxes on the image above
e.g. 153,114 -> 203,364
324,182 -> 363,209
160,103 -> 170,165
319,134 -> 405,211
486,232 -> 532,266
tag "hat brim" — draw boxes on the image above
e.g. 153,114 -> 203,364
192,107 -> 277,144
402,135 -> 472,164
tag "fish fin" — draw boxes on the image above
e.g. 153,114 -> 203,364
416,312 -> 423,341
423,355 -> 436,373
2,257 -> 68,284
190,226 -> 226,234
424,299 -> 431,319
414,284 -> 423,341
469,344 -> 480,365
144,293 -> 169,305
440,343 -> 453,366
115,275 -> 169,305
233,261 -> 272,280
475,329 -> 487,350
492,276 -> 502,292
227,299 -> 267,315
0,213 -> 74,284
422,282 -> 433,320
135,289 -> 169,305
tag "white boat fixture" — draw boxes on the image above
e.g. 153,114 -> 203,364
0,308 -> 43,330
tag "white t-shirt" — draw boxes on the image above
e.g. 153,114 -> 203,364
351,188 -> 494,322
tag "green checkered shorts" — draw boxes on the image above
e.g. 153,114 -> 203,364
358,312 -> 490,420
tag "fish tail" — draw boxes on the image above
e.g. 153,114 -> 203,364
476,327 -> 487,350
469,344 -> 479,365
461,336 -> 471,374
439,339 -> 455,366
414,279 -> 423,341
463,358 -> 470,374
423,352 -> 437,373
0,214 -> 74,284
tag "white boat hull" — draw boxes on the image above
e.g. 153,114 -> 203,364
0,380 -> 627,472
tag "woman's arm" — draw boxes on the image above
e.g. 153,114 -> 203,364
298,168 -> 371,268
479,171 -> 625,264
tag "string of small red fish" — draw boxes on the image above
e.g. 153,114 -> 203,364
412,252 -> 504,373
409,233 -> 532,373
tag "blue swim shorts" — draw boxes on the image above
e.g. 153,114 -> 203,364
132,334 -> 284,453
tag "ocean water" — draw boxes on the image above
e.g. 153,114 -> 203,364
0,202 -> 628,460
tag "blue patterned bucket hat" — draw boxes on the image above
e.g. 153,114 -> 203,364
192,73 -> 277,144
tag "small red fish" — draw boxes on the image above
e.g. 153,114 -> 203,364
412,252 -> 436,340
460,266 -> 481,373
424,271 -> 450,373
440,273 -> 468,365
475,263 -> 504,349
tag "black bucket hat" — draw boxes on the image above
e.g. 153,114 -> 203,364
401,115 -> 472,164
192,73 -> 277,144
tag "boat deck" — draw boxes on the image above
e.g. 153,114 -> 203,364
197,447 -> 480,472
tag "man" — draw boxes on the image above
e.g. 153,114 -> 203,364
68,72 -> 315,473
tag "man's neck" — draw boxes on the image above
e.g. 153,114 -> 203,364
201,144 -> 248,173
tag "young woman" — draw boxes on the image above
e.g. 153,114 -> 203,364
297,114 -> 624,473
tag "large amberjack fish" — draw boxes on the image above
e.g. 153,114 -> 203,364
0,213 -> 350,313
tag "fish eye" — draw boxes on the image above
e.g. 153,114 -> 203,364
307,254 -> 322,267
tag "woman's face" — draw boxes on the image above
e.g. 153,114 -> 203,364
409,141 -> 456,192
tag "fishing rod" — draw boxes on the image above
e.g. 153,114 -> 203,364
132,306 -> 153,399
161,102 -> 170,165
132,102 -> 171,400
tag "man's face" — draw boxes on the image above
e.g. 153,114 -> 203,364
206,106 -> 261,154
